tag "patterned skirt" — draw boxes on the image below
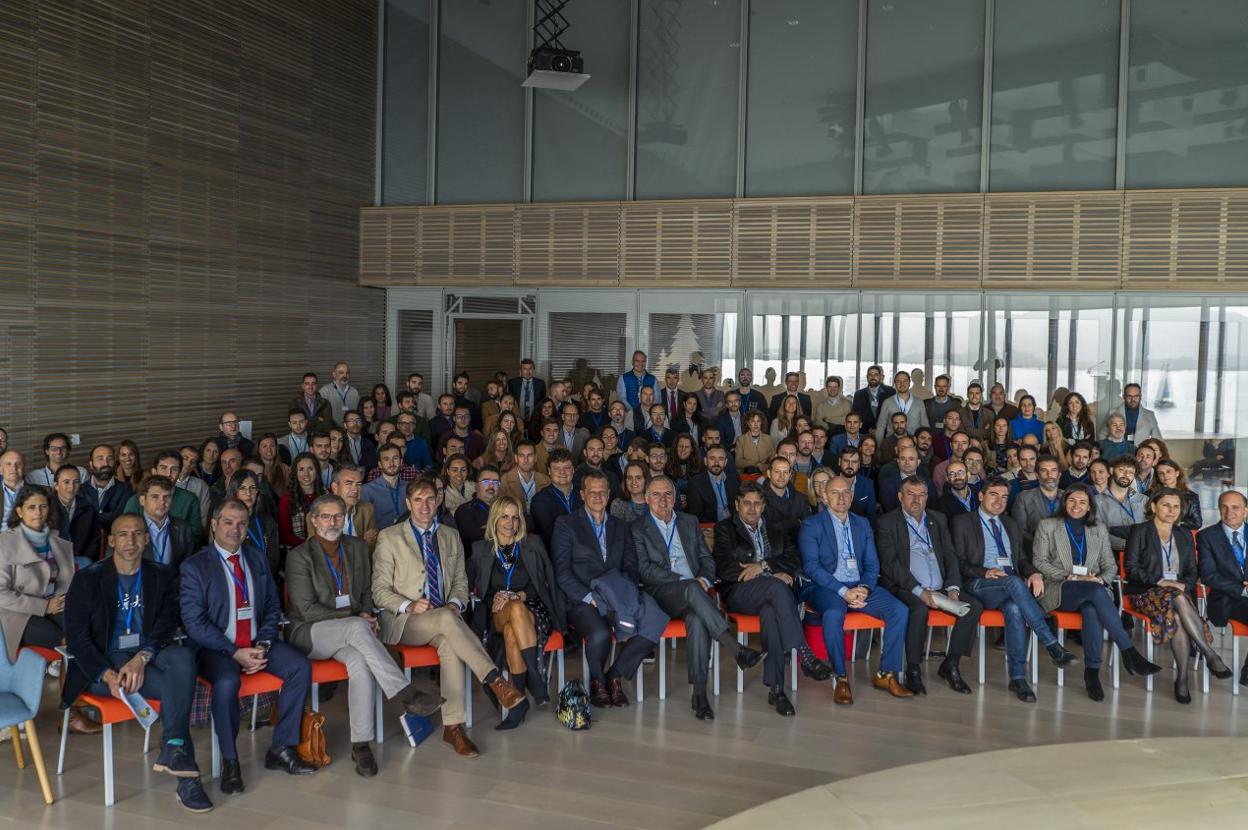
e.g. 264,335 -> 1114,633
1131,586 -> 1212,647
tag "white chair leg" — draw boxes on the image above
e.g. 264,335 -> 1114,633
102,724 -> 114,808
1234,636 -> 1241,696
56,707 -> 70,775
1146,634 -> 1154,692
581,648 -> 589,684
1202,652 -> 1210,695
1030,632 -> 1038,686
736,632 -> 745,694
790,648 -> 798,692
978,628 -> 986,685
924,627 -> 933,660
211,716 -> 220,779
712,640 -> 720,697
1112,644 -> 1120,690
143,725 -> 151,754
1057,630 -> 1065,687
637,654 -> 644,703
311,684 -> 320,711
464,663 -> 473,729
250,694 -> 259,731
375,685 -> 385,744
658,637 -> 667,700
850,631 -> 858,661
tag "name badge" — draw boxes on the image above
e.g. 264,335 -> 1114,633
1162,571 -> 1178,582
996,557 -> 1013,570
1072,565 -> 1089,577
237,606 -> 254,621
334,594 -> 351,609
843,560 -> 860,579
118,633 -> 141,650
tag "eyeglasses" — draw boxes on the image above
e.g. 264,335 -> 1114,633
316,512 -> 345,523
479,478 -> 501,486
221,420 -> 240,427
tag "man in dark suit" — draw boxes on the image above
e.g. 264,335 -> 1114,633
81,444 -> 133,530
875,479 -> 982,696
133,476 -> 198,569
850,364 -> 896,433
180,499 -> 315,794
767,372 -> 813,421
934,460 -> 978,518
761,456 -> 811,539
657,368 -> 686,424
551,471 -> 666,708
878,444 -> 938,515
342,410 -> 378,471
836,447 -> 878,518
212,411 -> 255,458
51,465 -> 101,564
65,514 -> 213,811
572,436 -> 621,497
290,372 -> 335,432
686,446 -> 738,525
1197,491 -> 1248,686
950,478 -> 1074,702
632,476 -> 764,720
507,358 -> 547,422
713,483 -> 832,716
529,450 -> 581,549
716,390 -> 746,449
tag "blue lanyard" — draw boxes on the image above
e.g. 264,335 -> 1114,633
334,384 -> 350,406
220,551 -> 250,606
1042,495 -> 1059,516
1115,495 -> 1136,522
117,569 -> 142,634
246,517 -> 266,552
495,543 -> 520,591
1159,531 -> 1175,573
829,512 -> 854,560
587,510 -> 607,549
147,519 -> 169,564
980,515 -> 1006,557
905,515 -> 932,550
652,516 -> 677,553
553,487 -> 574,514
323,543 -> 347,595
1064,520 -> 1087,566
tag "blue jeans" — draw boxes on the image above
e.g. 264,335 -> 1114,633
802,584 -> 908,676
966,576 -> 1056,680
1056,580 -> 1132,669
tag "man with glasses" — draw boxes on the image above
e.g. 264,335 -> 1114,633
341,410 -> 377,471
284,494 -> 442,777
26,432 -> 88,486
125,451 -> 205,545
436,406 -> 485,463
453,465 -> 500,555
212,412 -> 254,457
394,412 -> 433,471
1099,382 -> 1162,443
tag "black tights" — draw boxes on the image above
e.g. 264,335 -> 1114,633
20,613 -> 65,649
1167,593 -> 1227,694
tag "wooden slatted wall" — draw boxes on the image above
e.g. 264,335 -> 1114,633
361,189 -> 1248,293
0,0 -> 382,459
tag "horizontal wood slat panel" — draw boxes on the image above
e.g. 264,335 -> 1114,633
620,200 -> 733,287
0,0 -> 382,459
361,188 -> 1248,291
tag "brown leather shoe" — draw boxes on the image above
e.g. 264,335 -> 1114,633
833,677 -> 853,705
607,676 -> 629,707
872,671 -> 915,698
442,725 -> 480,758
589,679 -> 612,708
486,676 -> 525,709
66,706 -> 103,735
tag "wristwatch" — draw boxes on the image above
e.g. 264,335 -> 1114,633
255,640 -> 273,655
138,650 -> 154,665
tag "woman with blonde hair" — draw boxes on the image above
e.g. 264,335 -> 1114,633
470,496 -> 565,729
770,395 -> 801,442
734,410 -> 775,475
475,429 -> 515,474
116,439 -> 143,488
1042,421 -> 1070,470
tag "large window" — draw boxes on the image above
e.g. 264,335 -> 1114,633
635,0 -> 741,198
989,0 -> 1120,192
745,0 -> 858,197
381,0 -> 430,205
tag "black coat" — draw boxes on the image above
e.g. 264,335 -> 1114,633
1197,524 -> 1248,627
54,497 -> 101,561
711,516 -> 800,599
950,511 -> 1034,582
875,509 -> 961,595
79,480 -> 133,530
470,535 -> 566,632
1125,522 -> 1198,596
529,485 -> 582,549
63,557 -> 180,706
138,515 -> 199,571
762,484 -> 811,539
851,385 -> 896,432
685,471 -> 740,525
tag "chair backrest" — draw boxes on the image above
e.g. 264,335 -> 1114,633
0,630 -> 48,724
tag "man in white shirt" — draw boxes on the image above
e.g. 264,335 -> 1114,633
875,371 -> 930,442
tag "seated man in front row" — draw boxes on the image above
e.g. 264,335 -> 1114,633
180,499 -> 316,796
799,476 -> 913,705
949,477 -> 1076,703
550,471 -> 667,709
65,514 -> 213,812
633,476 -> 765,722
284,494 -> 443,778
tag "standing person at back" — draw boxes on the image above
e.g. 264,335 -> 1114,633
507,359 -> 547,423
616,351 -> 658,410
1099,382 -> 1163,443
320,362 -> 360,427
851,365 -> 895,433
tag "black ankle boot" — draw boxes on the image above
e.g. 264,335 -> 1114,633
1121,646 -> 1161,677
520,646 -> 550,704
1084,668 -> 1105,702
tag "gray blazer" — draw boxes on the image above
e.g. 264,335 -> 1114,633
0,529 -> 75,663
631,511 -> 717,589
284,535 -> 374,654
874,393 -> 931,442
1030,517 -> 1117,613
1011,488 -> 1060,556
1098,404 -> 1162,441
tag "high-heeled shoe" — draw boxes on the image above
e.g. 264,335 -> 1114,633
1173,679 -> 1192,705
495,697 -> 530,730
1121,646 -> 1161,677
1207,656 -> 1234,680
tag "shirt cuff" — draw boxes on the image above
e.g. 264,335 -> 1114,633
582,592 -> 594,605
947,586 -> 960,594
837,586 -> 849,598
449,599 -> 465,612
398,600 -> 410,613
911,586 -> 924,597
697,577 -> 712,590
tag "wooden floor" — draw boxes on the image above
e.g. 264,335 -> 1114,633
2,633 -> 1246,830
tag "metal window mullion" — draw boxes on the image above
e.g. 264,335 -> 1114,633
736,0 -> 749,198
428,0 -> 440,204
979,0 -> 994,193
375,0 -> 385,206
523,0 -> 535,202
626,0 -> 639,200
1115,0 -> 1131,189
852,0 -> 867,196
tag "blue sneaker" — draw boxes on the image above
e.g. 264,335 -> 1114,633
153,743 -> 200,778
176,777 -> 214,813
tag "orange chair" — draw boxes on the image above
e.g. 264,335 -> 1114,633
393,643 -> 479,727
729,612 -> 798,694
197,671 -> 284,780
56,692 -> 162,807
649,618 -> 721,700
1231,620 -> 1248,697
977,609 -> 1038,686
1048,610 -> 1120,690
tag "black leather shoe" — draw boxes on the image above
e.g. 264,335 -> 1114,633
904,667 -> 927,696
495,697 -> 529,730
1121,646 -> 1162,677
1240,661 -> 1248,688
1008,679 -> 1037,702
219,759 -> 244,795
1045,642 -> 1077,668
264,746 -> 317,775
1174,679 -> 1192,704
589,678 -> 612,708
1208,658 -> 1234,680
798,652 -> 834,682
937,662 -> 972,694
768,686 -> 796,717
692,692 -> 715,720
1084,668 -> 1105,702
351,742 -> 378,777
735,645 -> 766,671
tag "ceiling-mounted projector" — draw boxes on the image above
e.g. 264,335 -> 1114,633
523,46 -> 590,91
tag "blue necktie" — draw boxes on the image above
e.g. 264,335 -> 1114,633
1233,531 -> 1245,571
990,519 -> 1013,575
422,531 -> 443,607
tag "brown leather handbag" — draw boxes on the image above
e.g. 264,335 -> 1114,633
296,709 -> 331,768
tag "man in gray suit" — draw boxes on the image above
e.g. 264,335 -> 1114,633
1011,456 -> 1063,557
1098,382 -> 1163,442
874,371 -> 930,442
632,476 -> 765,720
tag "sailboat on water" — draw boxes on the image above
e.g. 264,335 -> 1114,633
1153,365 -> 1176,409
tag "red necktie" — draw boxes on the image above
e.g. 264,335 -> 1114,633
669,391 -> 676,418
228,554 -> 251,647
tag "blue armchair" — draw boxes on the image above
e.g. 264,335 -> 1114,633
0,641 -> 54,804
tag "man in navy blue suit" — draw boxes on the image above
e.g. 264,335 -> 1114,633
799,476 -> 912,705
1198,491 -> 1248,687
507,358 -> 547,422
180,499 -> 315,795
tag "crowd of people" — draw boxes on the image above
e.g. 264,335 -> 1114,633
2,355 -> 1247,813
